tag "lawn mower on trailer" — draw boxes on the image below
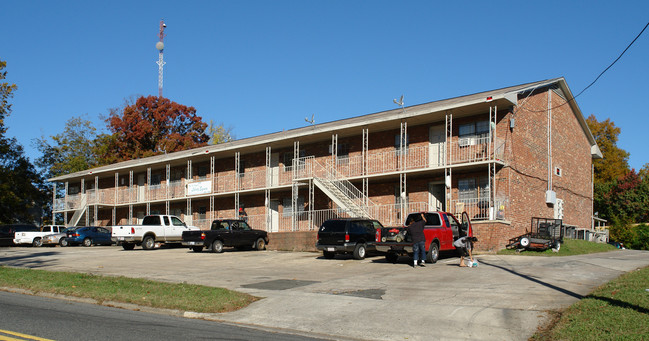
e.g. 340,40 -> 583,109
507,217 -> 563,251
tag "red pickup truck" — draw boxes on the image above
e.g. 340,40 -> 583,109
375,211 -> 472,264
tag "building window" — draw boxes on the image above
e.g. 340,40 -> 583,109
238,160 -> 246,178
283,197 -> 305,217
459,121 -> 489,146
284,150 -> 306,169
394,185 -> 409,206
197,164 -> 208,179
458,177 -> 489,201
394,134 -> 410,155
151,174 -> 162,187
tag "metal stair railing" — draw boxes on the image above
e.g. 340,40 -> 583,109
295,156 -> 375,218
68,193 -> 88,226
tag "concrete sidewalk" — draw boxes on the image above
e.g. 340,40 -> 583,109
1,246 -> 647,340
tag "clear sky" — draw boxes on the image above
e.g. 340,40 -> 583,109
2,1 -> 648,171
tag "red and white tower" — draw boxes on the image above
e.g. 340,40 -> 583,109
155,19 -> 167,97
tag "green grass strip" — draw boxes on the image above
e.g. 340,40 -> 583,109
535,266 -> 649,340
497,239 -> 618,256
0,266 -> 259,313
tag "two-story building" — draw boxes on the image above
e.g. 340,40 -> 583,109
49,77 -> 602,251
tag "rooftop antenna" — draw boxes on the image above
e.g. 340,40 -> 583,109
155,19 -> 167,97
393,94 -> 406,115
305,113 -> 315,125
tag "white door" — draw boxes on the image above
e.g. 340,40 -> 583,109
270,153 -> 279,187
137,174 -> 146,202
429,125 -> 445,167
269,200 -> 280,232
428,183 -> 445,211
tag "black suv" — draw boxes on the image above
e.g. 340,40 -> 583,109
316,218 -> 383,260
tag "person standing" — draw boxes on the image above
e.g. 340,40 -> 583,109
407,212 -> 427,268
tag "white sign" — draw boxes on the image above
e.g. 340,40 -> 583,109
186,181 -> 212,195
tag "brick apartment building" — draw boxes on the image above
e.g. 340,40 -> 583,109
49,78 -> 602,252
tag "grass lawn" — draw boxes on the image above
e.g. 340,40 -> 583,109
497,239 -> 619,256
534,265 -> 649,340
0,266 -> 258,313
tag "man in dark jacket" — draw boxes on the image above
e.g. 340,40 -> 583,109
407,213 -> 427,267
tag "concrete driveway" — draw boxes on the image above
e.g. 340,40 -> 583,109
1,246 -> 648,341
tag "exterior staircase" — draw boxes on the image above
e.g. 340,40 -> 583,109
298,157 -> 374,218
68,194 -> 87,226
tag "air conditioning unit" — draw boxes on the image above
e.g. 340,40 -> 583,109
545,190 -> 556,205
459,138 -> 475,147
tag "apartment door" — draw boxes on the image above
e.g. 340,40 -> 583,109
269,153 -> 280,187
269,200 -> 280,232
428,182 -> 445,211
137,174 -> 146,202
429,125 -> 445,167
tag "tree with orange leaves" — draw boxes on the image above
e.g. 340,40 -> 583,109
103,96 -> 209,163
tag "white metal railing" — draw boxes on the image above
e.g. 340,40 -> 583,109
450,196 -> 508,221
298,156 -> 376,212
449,136 -> 506,164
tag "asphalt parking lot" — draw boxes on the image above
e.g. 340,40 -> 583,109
1,246 -> 648,341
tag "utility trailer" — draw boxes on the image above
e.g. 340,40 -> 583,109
507,217 -> 563,251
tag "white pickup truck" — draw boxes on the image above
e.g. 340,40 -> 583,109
111,215 -> 199,250
14,225 -> 66,247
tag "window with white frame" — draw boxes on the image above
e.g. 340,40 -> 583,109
459,121 -> 489,147
458,177 -> 490,201
283,197 -> 305,217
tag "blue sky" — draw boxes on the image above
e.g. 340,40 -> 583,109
2,1 -> 648,171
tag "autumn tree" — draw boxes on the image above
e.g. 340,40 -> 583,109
586,115 -> 630,183
0,59 -> 49,224
104,96 -> 209,162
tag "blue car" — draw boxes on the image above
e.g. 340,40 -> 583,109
62,226 -> 113,247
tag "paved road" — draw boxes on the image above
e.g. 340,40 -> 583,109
1,246 -> 648,341
0,290 -> 328,341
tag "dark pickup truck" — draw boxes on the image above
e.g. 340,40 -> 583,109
182,219 -> 269,253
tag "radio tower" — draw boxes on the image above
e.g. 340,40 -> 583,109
155,19 -> 167,97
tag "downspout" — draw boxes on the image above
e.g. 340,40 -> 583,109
547,89 -> 552,192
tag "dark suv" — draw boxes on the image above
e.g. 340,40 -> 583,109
316,218 -> 384,260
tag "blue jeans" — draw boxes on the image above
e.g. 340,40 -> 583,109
412,241 -> 426,262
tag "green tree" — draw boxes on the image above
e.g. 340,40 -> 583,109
103,96 -> 209,162
35,115 -> 106,178
0,59 -> 48,224
207,120 -> 234,144
586,115 -> 630,183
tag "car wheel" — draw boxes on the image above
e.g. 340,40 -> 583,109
353,243 -> 367,260
427,242 -> 439,264
122,243 -> 135,250
385,252 -> 398,263
520,237 -> 530,248
142,236 -> 155,250
82,238 -> 93,247
60,238 -> 68,247
323,251 -> 335,259
32,238 -> 42,247
192,246 -> 204,253
211,240 -> 224,253
255,238 -> 266,251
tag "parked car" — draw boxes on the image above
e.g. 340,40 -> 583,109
375,211 -> 471,264
41,227 -> 72,246
316,218 -> 384,260
0,224 -> 39,246
182,219 -> 269,253
13,225 -> 66,247
62,226 -> 112,247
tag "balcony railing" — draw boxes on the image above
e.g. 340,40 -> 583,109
53,135 -> 508,212
450,196 -> 509,221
